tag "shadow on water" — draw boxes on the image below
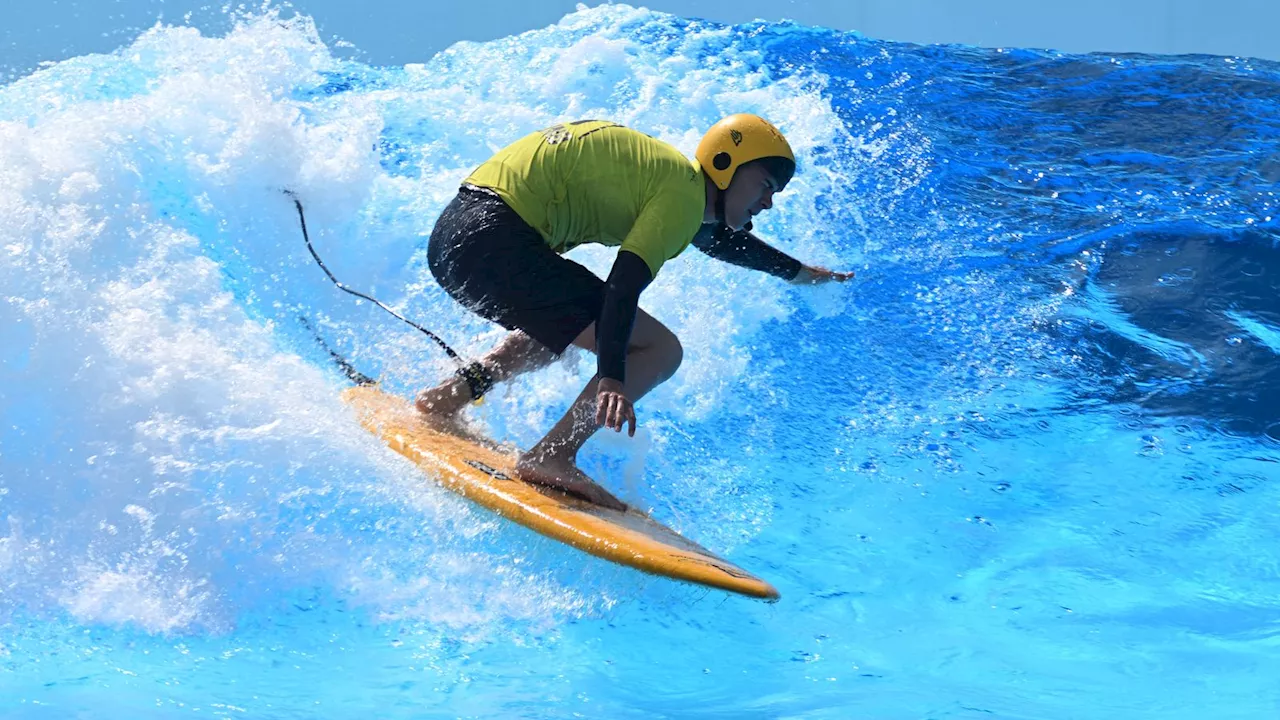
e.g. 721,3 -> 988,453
1059,226 -> 1280,439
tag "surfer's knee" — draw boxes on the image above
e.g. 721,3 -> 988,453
666,332 -> 684,379
648,324 -> 683,382
627,310 -> 681,382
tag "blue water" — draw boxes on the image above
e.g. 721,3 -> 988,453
3,5 -> 1279,718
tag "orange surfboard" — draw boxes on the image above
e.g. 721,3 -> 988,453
343,385 -> 779,600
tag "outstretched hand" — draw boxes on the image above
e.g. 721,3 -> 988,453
792,264 -> 856,285
596,377 -> 637,436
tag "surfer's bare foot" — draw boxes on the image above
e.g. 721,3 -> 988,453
515,453 -> 627,511
414,388 -> 483,438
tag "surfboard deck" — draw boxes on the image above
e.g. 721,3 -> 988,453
343,384 -> 779,601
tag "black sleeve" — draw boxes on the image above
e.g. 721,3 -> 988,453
596,250 -> 653,383
691,223 -> 803,281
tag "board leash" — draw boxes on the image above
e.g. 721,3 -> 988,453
284,190 -> 494,400
296,315 -> 376,387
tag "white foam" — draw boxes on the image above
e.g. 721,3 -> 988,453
0,4 -> 857,632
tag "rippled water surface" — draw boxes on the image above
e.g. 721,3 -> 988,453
2,5 -> 1279,718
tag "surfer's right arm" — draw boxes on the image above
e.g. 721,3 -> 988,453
692,224 -> 803,279
692,224 -> 854,284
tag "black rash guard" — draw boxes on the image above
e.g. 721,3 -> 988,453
596,250 -> 652,383
691,224 -> 803,280
595,226 -> 801,383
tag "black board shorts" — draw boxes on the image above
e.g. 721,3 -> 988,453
427,185 -> 604,355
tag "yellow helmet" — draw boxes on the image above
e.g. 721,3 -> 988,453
696,114 -> 796,191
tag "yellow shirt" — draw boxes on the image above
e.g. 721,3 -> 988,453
464,121 -> 707,277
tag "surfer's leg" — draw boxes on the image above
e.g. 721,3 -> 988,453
415,329 -> 556,419
564,307 -> 683,405
515,309 -> 681,509
422,186 -> 603,429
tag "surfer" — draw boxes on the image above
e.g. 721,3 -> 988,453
416,115 -> 853,510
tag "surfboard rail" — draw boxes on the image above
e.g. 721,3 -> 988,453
343,385 -> 780,601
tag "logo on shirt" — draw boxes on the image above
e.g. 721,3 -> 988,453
541,120 -> 623,146
543,124 -> 572,145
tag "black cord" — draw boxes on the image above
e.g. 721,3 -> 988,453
284,190 -> 494,400
297,316 -> 376,387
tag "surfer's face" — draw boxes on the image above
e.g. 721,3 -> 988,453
724,163 -> 779,231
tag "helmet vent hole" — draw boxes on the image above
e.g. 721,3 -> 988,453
713,152 -> 732,171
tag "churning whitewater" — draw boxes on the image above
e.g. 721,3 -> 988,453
3,4 -> 1280,718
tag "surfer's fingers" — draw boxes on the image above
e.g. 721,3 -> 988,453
614,397 -> 634,435
601,393 -> 620,431
612,397 -> 627,432
596,392 -> 615,428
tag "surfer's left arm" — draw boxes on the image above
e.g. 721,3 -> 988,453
692,225 -> 854,284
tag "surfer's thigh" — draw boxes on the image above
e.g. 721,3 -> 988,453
569,309 -> 683,376
428,187 -> 603,356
